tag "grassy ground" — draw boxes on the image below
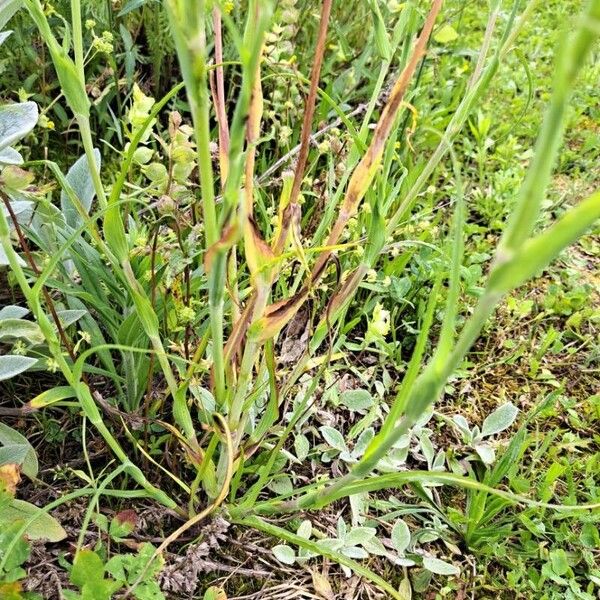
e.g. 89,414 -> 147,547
1,0 -> 599,599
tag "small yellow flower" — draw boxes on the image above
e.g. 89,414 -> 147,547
78,330 -> 92,344
178,305 -> 196,324
367,303 -> 391,341
38,114 -> 55,130
12,340 -> 26,355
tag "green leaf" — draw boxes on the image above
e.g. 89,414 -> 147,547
0,0 -> 21,30
296,520 -> 312,540
422,556 -> 460,576
71,550 -> 105,588
481,403 -> 518,437
0,355 -> 37,381
579,522 -> 600,548
28,386 -> 76,409
434,24 -> 458,44
0,445 -> 29,467
268,475 -> 293,496
55,309 -> 88,328
0,245 -> 26,267
203,587 -> 227,600
109,509 -> 137,540
0,146 -> 23,165
320,426 -> 348,452
272,544 -> 295,565
0,30 -> 13,47
474,443 -> 495,465
0,305 -> 28,319
294,433 -> 310,461
344,526 -> 376,547
398,577 -> 412,600
0,102 -> 37,152
0,499 -> 66,541
340,389 -> 373,412
549,549 -> 569,576
71,550 -> 123,600
0,423 -> 37,478
391,519 -> 411,555
0,520 -> 30,574
60,150 -> 101,229
0,318 -> 44,345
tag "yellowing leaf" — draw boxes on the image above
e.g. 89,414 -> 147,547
0,463 -> 20,495
311,570 -> 335,600
204,586 -> 227,600
248,287 -> 309,343
0,582 -> 23,600
244,216 -> 275,283
434,24 -> 458,44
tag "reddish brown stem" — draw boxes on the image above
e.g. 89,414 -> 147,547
212,6 -> 230,184
274,0 -> 333,253
310,0 -> 443,282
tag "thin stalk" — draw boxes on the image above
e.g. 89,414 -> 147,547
385,0 -> 532,235
70,0 -> 85,81
274,0 -> 332,251
311,0 -> 443,282
247,471 -> 600,516
77,115 -> 107,209
212,5 -> 230,183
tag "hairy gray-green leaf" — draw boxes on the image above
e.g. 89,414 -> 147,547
0,305 -> 29,319
296,520 -> 312,540
0,30 -> 12,46
0,101 -> 38,151
344,526 -> 376,547
60,150 -> 101,228
422,556 -> 460,576
55,309 -> 87,328
0,318 -> 44,344
1,199 -> 34,226
0,145 -> 23,164
474,443 -> 495,465
0,355 -> 36,380
320,426 -> 348,452
0,499 -> 66,541
340,389 -> 373,412
0,422 -> 38,478
391,519 -> 411,555
272,544 -> 295,565
294,433 -> 310,461
0,0 -> 21,31
481,403 -> 518,438
0,243 -> 21,265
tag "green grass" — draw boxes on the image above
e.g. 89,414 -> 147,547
0,0 -> 599,598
